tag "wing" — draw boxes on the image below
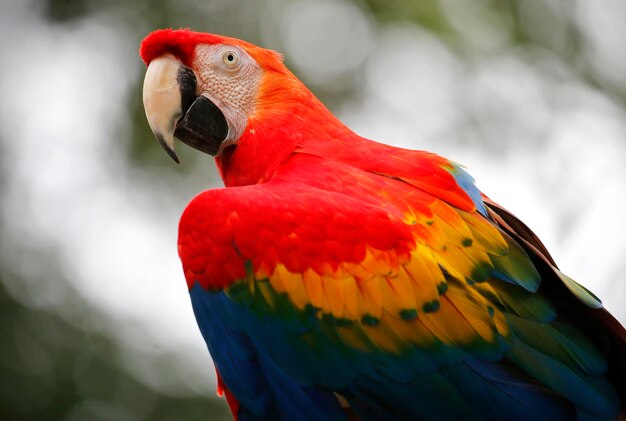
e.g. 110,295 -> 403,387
180,154 -> 623,420
484,198 -> 626,412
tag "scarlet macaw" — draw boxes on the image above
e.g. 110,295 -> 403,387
140,29 -> 626,420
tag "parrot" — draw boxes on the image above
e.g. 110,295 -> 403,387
140,28 -> 626,420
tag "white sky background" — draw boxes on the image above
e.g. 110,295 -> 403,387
1,0 -> 625,398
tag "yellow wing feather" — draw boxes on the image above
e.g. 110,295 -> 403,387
257,203 -> 517,355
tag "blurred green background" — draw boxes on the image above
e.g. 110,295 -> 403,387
1,0 -> 625,419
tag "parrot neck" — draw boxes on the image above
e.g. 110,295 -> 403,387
215,87 -> 358,187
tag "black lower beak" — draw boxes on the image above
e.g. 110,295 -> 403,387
175,96 -> 229,156
173,66 -> 229,157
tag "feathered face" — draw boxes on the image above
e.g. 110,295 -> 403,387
141,29 -> 286,162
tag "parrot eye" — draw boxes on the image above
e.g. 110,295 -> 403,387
222,50 -> 240,69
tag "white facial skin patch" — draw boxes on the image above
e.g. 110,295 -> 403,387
193,44 -> 263,147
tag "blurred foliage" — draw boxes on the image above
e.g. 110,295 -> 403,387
0,273 -> 230,420
363,0 -> 452,34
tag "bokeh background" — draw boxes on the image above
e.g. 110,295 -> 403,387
1,0 -> 625,419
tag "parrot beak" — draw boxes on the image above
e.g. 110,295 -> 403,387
142,55 -> 229,163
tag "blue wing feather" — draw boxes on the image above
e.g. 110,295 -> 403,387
190,282 -> 347,420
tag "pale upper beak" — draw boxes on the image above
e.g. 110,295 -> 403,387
142,55 -> 229,163
143,55 -> 185,163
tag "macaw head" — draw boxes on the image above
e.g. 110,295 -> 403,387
140,28 -> 301,163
